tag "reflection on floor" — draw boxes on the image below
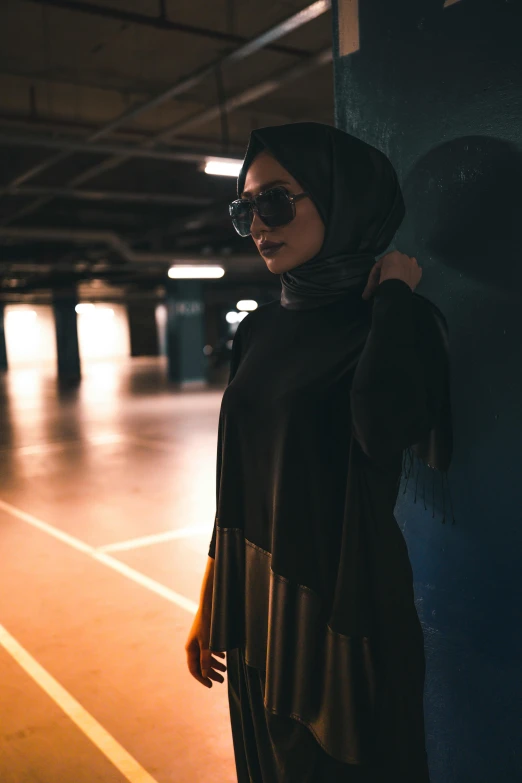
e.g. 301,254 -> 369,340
0,358 -> 236,783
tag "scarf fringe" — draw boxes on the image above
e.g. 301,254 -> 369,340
401,447 -> 456,525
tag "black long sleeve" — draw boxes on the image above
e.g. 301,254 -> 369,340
208,318 -> 250,559
350,278 -> 447,468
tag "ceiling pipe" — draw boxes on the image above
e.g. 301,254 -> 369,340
134,51 -> 333,244
0,131 -> 237,164
154,48 -> 333,144
2,0 -> 331,226
28,0 -> 311,58
42,46 -> 333,249
0,226 -> 259,268
0,122 -> 247,157
1,186 -> 213,208
0,227 -> 191,264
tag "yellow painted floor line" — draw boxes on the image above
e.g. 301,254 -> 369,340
0,497 -> 198,615
0,623 -> 160,783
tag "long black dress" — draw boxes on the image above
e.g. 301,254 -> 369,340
208,278 -> 448,783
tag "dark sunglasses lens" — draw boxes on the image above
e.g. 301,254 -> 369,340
229,201 -> 252,237
257,189 -> 293,226
230,189 -> 294,236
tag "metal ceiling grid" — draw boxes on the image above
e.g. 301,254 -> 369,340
0,0 -> 333,293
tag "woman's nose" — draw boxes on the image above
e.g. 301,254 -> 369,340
250,209 -> 269,236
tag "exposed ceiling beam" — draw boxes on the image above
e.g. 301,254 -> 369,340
154,49 -> 333,144
0,115 -> 248,154
2,45 -> 332,231
0,186 -> 213,208
0,226 -> 259,268
28,0 -> 311,58
130,51 -> 334,243
2,0 -> 331,225
144,203 -> 232,240
0,130 -> 240,164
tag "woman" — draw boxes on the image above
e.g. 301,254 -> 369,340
186,122 -> 454,783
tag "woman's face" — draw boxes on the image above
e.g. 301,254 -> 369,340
241,150 -> 325,274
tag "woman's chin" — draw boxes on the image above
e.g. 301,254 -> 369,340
264,258 -> 284,274
263,251 -> 297,275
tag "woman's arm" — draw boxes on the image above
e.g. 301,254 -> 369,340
350,278 -> 447,468
198,556 -> 216,614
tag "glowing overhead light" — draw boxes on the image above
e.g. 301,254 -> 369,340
237,300 -> 258,311
226,310 -> 249,324
226,311 -> 240,324
168,266 -> 225,279
75,303 -> 114,318
204,157 -> 243,177
6,309 -> 37,322
75,303 -> 95,314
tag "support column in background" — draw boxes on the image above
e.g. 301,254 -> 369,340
127,302 -> 159,357
165,279 -> 206,384
0,303 -> 7,371
52,286 -> 81,384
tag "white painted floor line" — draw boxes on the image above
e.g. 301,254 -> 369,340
0,433 -> 202,457
97,525 -> 210,553
0,498 -> 198,615
125,437 -> 175,452
0,433 -> 127,456
0,623 -> 160,783
0,498 -> 93,555
0,441 -> 83,456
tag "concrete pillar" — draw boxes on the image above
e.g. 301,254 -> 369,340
155,303 -> 168,357
52,286 -> 81,384
0,303 -> 7,371
127,302 -> 159,357
165,279 -> 206,384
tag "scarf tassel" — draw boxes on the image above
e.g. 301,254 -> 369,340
400,447 -> 456,526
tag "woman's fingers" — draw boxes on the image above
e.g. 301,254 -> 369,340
210,655 -> 227,672
187,652 -> 212,687
206,668 -> 225,684
362,258 -> 383,300
185,616 -> 227,688
201,653 -> 227,684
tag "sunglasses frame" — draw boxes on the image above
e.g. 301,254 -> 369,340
229,186 -> 310,237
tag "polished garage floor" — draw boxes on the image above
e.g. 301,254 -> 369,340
0,358 -> 236,783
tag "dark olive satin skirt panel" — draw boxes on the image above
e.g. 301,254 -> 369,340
226,646 -> 389,783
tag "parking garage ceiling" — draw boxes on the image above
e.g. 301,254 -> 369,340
0,0 -> 334,296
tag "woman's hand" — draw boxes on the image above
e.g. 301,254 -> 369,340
362,251 -> 422,300
185,607 -> 227,689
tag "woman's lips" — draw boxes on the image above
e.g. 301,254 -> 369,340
261,243 -> 284,257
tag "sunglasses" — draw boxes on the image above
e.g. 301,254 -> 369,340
229,186 -> 310,237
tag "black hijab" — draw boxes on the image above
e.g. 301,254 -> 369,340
237,121 -> 405,310
237,122 -> 455,525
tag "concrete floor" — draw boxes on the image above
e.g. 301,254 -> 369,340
0,358 -> 236,783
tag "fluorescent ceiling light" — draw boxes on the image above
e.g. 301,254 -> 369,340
237,300 -> 258,311
75,303 -> 114,317
168,266 -> 225,279
204,157 -> 243,177
226,311 -> 249,324
6,309 -> 37,322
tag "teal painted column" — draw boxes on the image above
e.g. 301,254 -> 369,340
0,304 -> 7,371
52,286 -> 81,384
165,279 -> 206,384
